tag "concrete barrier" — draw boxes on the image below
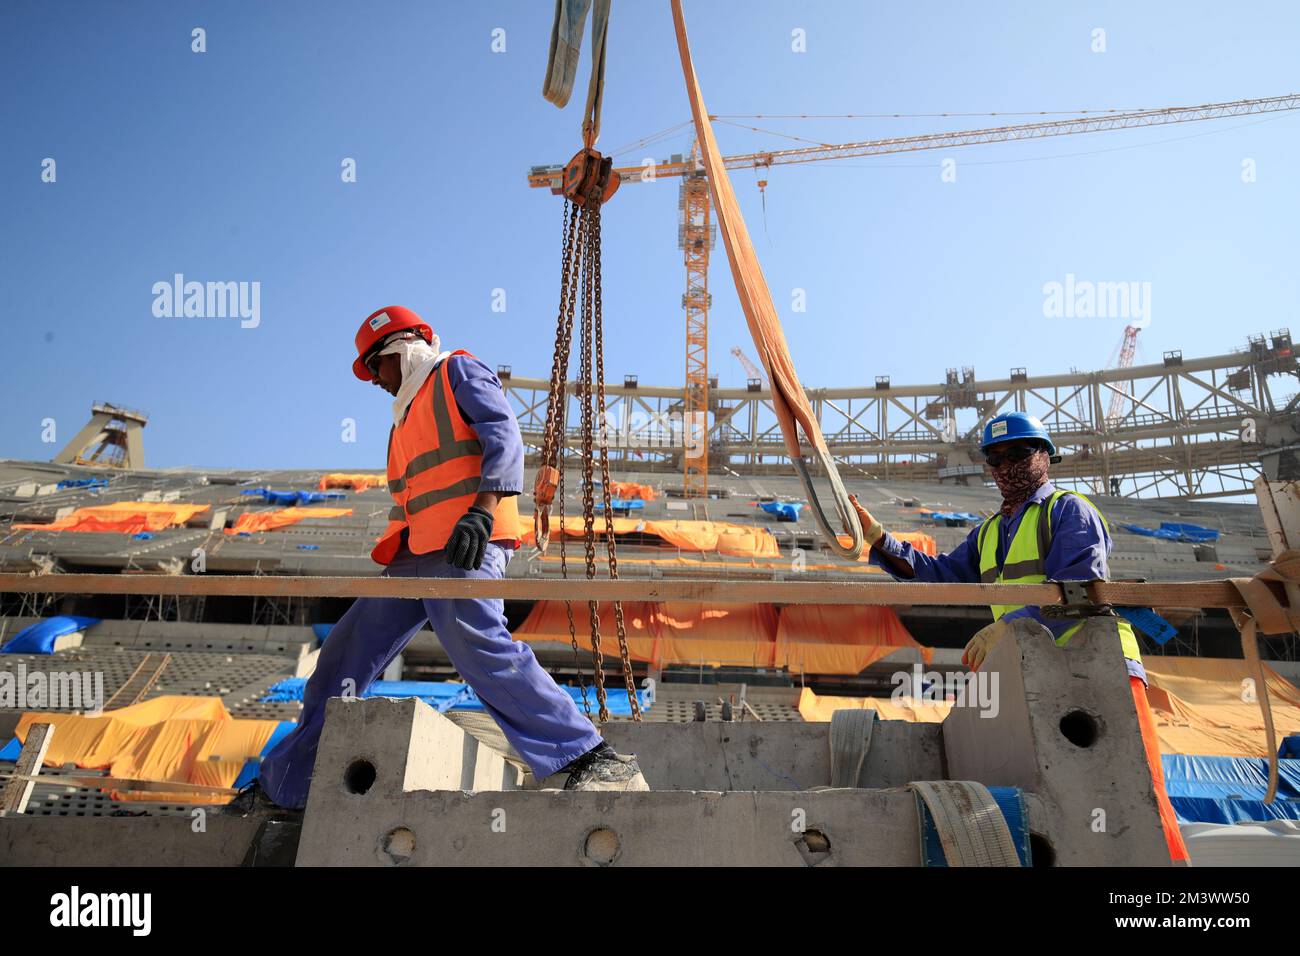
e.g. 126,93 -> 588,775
289,616 -> 1172,866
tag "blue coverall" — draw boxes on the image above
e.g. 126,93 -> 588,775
258,354 -> 603,808
869,481 -> 1146,682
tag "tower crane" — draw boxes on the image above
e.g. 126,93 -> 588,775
528,93 -> 1300,497
1106,324 -> 1143,425
731,345 -> 767,388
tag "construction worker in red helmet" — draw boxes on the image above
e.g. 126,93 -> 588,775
226,306 -> 647,817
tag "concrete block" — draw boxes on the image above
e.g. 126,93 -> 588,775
0,815 -> 299,867
296,697 -> 514,865
297,788 -> 927,867
943,617 -> 1171,866
531,719 -> 944,792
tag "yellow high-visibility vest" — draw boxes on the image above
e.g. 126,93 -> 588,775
977,488 -> 1142,663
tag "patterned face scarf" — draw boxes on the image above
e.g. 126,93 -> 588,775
990,449 -> 1050,518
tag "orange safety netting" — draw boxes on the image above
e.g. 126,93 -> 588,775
225,506 -> 353,534
514,601 -> 923,674
522,514 -> 779,558
318,473 -> 386,491
1143,657 -> 1300,758
607,481 -> 656,501
13,501 -> 210,534
12,696 -> 280,803
777,604 -> 932,675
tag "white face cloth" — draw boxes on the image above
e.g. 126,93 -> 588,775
377,334 -> 451,426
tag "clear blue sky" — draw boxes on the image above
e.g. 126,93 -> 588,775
2,1 -> 1297,469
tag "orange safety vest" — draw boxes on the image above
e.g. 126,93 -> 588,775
371,349 -> 521,565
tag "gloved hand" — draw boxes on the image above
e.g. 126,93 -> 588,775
962,618 -> 1015,672
847,494 -> 885,548
446,506 -> 494,571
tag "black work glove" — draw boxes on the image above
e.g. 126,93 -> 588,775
446,506 -> 494,571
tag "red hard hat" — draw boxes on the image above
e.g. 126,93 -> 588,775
352,306 -> 433,381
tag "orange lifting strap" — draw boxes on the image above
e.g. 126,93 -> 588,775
670,0 -> 864,559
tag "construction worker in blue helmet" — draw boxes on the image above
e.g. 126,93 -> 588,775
848,411 -> 1190,863
848,411 -> 1142,672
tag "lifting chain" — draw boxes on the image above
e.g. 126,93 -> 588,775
533,146 -> 638,723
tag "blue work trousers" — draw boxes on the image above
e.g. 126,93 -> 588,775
258,542 -> 603,808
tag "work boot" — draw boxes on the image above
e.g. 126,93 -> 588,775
561,742 -> 649,792
218,779 -> 301,820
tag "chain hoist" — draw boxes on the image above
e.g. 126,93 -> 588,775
533,146 -> 640,723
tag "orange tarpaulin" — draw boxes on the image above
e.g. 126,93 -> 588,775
651,602 -> 779,668
225,506 -> 353,534
318,473 -> 386,492
796,657 -> 1300,760
840,531 -> 937,561
12,695 -> 280,803
512,599 -> 660,664
522,514 -> 779,558
777,604 -> 931,675
1143,657 -> 1300,758
797,686 -> 951,723
14,501 -> 210,534
514,601 -> 924,674
607,481 -> 656,501
645,520 -> 780,558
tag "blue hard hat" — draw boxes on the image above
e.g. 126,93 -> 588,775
981,411 -> 1057,456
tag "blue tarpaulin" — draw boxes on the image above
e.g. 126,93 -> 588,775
921,511 -> 983,525
56,478 -> 108,490
311,623 -> 333,645
232,720 -> 298,789
241,488 -> 346,506
1117,607 -> 1178,645
1163,754 -> 1300,824
760,502 -> 802,522
1,616 -> 100,654
259,677 -> 651,716
1280,736 -> 1300,759
594,498 -> 645,512
1120,522 -> 1220,543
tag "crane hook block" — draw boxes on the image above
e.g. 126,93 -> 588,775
534,465 -> 560,507
556,147 -> 620,206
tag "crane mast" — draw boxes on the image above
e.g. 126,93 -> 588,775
528,93 -> 1300,496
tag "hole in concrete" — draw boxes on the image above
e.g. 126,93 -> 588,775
583,827 -> 621,866
802,828 -> 830,853
1029,832 -> 1056,867
794,827 -> 833,866
1059,709 -> 1100,748
344,758 -> 377,795
379,826 -> 416,865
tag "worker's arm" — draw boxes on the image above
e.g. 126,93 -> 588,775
1003,494 -> 1110,638
869,526 -> 983,583
445,354 -> 524,516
